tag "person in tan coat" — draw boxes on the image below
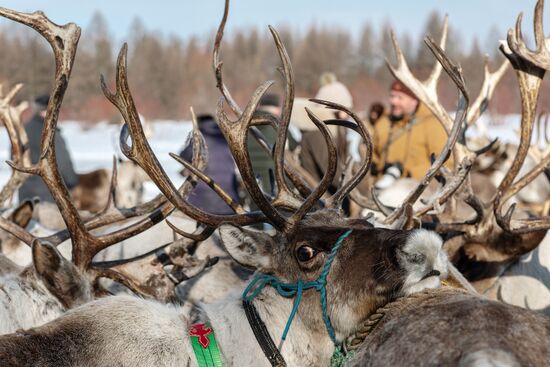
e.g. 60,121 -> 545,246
372,80 -> 451,187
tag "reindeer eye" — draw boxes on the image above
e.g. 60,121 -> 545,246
296,245 -> 317,262
406,252 -> 426,264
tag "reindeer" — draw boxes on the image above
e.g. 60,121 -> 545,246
351,0 -> 550,316
0,14 -> 451,367
0,241 -> 92,334
1,2 -> 550,367
72,159 -> 148,213
0,98 -> 223,332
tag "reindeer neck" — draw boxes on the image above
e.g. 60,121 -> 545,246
202,286 -> 334,366
0,270 -> 65,332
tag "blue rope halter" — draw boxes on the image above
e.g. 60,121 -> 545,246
242,229 -> 353,345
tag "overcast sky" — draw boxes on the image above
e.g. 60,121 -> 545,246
0,1 -> 543,50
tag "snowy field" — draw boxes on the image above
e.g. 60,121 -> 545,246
0,113 -> 534,204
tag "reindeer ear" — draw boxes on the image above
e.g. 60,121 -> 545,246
9,200 -> 35,228
219,224 -> 275,271
32,240 -> 91,308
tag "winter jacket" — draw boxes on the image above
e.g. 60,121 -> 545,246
179,115 -> 239,214
372,103 -> 453,180
299,129 -> 344,194
246,111 -> 298,193
247,124 -> 276,193
18,114 -> 78,203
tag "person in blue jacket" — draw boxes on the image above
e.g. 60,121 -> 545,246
179,113 -> 240,214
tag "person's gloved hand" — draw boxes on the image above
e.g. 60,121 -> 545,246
374,163 -> 402,190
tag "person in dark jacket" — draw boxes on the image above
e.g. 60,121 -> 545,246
179,113 -> 239,214
246,93 -> 279,194
18,94 -> 78,204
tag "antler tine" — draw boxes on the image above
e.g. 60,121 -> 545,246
166,220 -> 215,242
0,84 -> 30,205
170,152 -> 245,214
425,15 -> 448,91
309,99 -> 374,209
2,83 -> 23,105
387,29 -> 452,134
502,151 -> 550,205
508,0 -> 550,70
213,0 -> 241,116
494,150 -> 550,233
467,57 -> 510,128
414,157 -> 473,217
93,156 -> 118,217
287,108 -> 338,227
337,156 -> 353,188
495,15 -> 548,233
0,215 -> 36,244
384,36 -> 470,225
213,3 -> 313,202
268,26 -> 304,210
536,111 -> 544,146
102,44 -> 265,228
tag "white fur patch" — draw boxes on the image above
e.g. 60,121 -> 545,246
0,273 -> 66,334
458,348 -> 520,367
400,229 -> 449,295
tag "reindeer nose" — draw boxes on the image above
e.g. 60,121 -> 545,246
422,270 -> 440,280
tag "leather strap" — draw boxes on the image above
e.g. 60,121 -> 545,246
243,300 -> 287,367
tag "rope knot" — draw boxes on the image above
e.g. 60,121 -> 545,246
242,229 -> 353,347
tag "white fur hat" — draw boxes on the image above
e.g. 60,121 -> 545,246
314,79 -> 353,109
290,97 -> 339,134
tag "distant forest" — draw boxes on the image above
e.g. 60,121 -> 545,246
0,10 -> 547,123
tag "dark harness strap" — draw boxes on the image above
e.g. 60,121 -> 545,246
243,300 -> 287,367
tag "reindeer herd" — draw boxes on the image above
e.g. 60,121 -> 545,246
0,0 -> 549,366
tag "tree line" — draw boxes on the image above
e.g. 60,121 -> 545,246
0,10 -> 543,123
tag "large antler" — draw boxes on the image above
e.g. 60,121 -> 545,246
213,0 -> 313,203
0,8 -> 211,301
381,28 -> 471,226
423,1 -> 550,263
114,0 -> 339,236
0,84 -> 30,206
102,45 -> 267,228
493,0 -> 550,234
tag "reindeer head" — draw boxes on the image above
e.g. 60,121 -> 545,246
219,210 -> 448,339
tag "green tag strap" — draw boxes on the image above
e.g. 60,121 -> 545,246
189,323 -> 223,367
330,345 -> 354,367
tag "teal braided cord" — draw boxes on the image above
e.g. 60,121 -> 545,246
330,345 -> 355,367
319,229 -> 353,343
242,229 -> 353,343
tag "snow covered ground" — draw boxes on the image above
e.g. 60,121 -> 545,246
0,113 -> 536,204
0,120 -> 192,203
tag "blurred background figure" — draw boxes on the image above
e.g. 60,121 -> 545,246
372,80 -> 450,189
368,102 -> 385,127
293,72 -> 353,196
247,93 -> 279,194
18,94 -> 78,204
179,113 -> 239,214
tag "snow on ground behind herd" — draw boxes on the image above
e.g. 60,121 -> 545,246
0,120 -> 192,203
0,113 -> 533,204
